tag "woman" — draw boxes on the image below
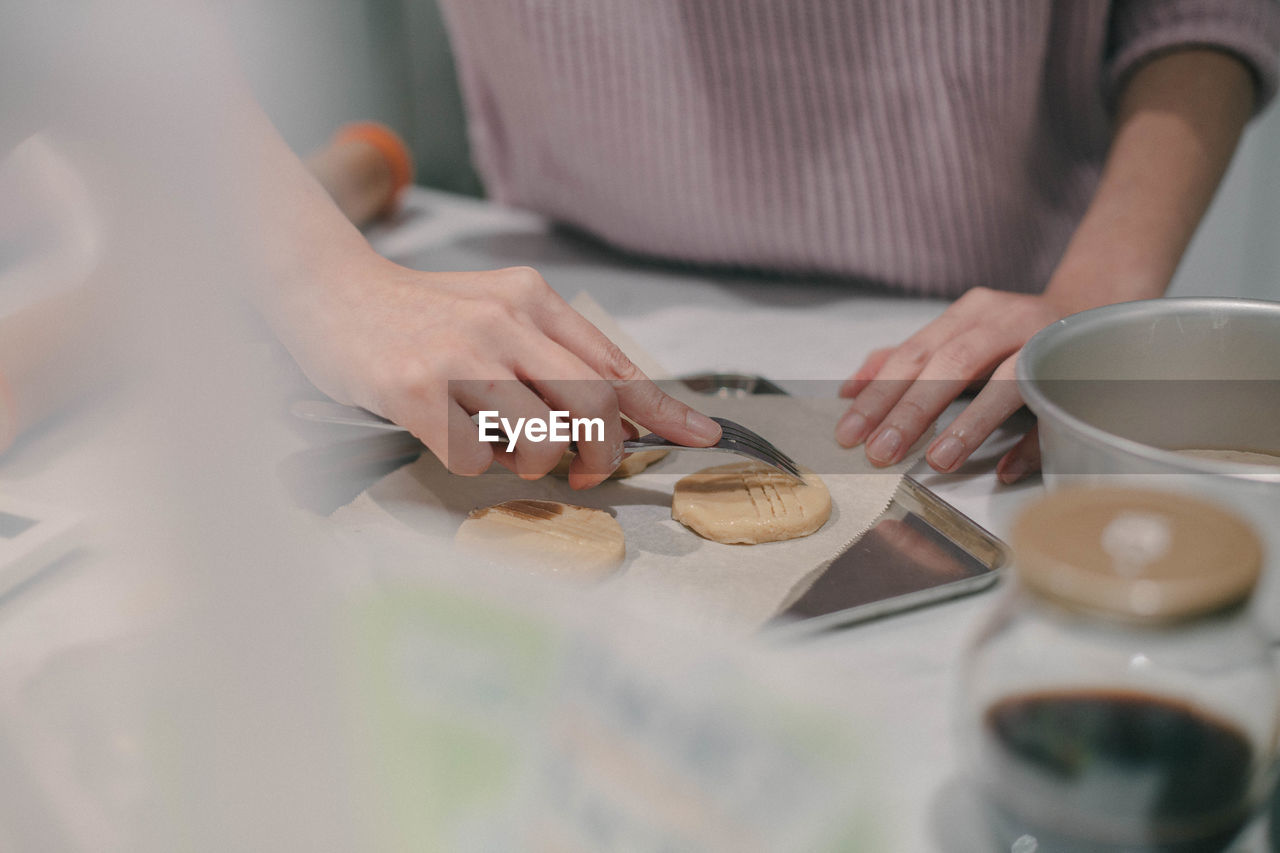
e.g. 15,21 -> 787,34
259,1 -> 1280,486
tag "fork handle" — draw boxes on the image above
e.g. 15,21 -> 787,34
619,433 -> 675,452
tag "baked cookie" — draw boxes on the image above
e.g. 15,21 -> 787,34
455,499 -> 625,578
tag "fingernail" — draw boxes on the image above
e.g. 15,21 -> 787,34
867,427 -> 903,464
999,456 -> 1029,484
686,410 -> 721,443
929,436 -> 964,471
836,411 -> 869,447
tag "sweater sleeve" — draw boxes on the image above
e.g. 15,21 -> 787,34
1107,0 -> 1280,115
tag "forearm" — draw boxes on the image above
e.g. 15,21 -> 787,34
234,108 -> 410,410
242,105 -> 381,316
1045,48 -> 1255,314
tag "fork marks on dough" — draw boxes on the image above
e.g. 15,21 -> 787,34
742,467 -> 804,520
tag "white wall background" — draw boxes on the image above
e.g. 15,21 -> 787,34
227,1 -> 1280,299
1169,104 -> 1280,300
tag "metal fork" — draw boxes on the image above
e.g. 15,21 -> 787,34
290,401 -> 802,479
623,417 -> 802,478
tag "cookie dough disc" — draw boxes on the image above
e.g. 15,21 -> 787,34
672,461 -> 831,544
550,417 -> 669,480
550,447 -> 670,479
455,499 -> 625,578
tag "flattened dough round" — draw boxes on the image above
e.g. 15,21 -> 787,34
550,416 -> 668,480
455,499 -> 625,578
672,461 -> 831,544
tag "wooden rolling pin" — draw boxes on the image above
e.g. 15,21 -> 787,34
305,121 -> 415,227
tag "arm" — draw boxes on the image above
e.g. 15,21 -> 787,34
835,48 -> 1255,482
240,99 -> 721,489
1045,48 -> 1254,314
1,0 -> 720,484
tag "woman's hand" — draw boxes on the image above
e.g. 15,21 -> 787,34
193,48 -> 721,490
835,287 -> 1061,483
280,257 -> 721,489
836,48 -> 1255,484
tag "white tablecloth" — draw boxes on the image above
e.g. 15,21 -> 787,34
368,188 -> 1272,850
365,189 -> 1047,851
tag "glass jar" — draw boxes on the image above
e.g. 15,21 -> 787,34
958,487 -> 1280,853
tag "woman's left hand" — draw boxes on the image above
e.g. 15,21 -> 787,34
835,286 -> 1063,483
835,47 -> 1257,484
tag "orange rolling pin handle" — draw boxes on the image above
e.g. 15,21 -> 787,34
332,122 -> 415,217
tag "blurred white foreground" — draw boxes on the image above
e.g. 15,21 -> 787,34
0,4 -> 891,850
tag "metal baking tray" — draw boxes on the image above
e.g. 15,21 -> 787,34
773,475 -> 1007,633
677,372 -> 1008,633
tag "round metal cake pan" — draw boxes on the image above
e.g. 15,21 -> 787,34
1018,297 -> 1280,482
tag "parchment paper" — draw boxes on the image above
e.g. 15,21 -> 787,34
330,295 -> 927,630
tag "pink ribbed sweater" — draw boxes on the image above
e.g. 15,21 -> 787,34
438,1 -> 1280,296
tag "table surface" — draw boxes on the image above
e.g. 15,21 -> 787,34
365,189 -> 1100,851
1,186 -> 1269,851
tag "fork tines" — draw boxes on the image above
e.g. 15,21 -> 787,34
710,417 -> 803,479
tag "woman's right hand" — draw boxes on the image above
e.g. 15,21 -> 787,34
278,257 -> 722,489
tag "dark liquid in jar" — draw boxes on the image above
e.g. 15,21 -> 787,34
983,690 -> 1254,853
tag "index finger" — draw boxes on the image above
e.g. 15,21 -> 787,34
536,303 -> 722,447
